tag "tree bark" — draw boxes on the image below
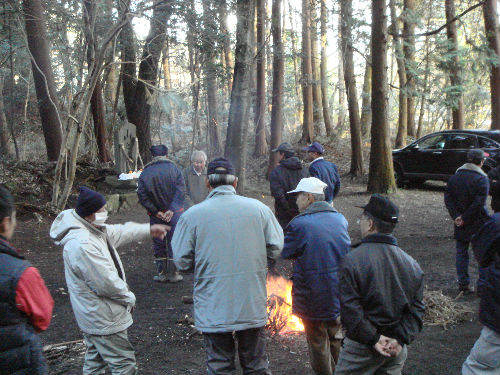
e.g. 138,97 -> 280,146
320,0 -> 333,136
202,0 -> 223,157
121,1 -> 173,163
403,0 -> 416,137
337,12 -> 346,130
268,0 -> 284,177
225,0 -> 256,190
310,0 -> 323,134
340,0 -> 363,176
22,0 -> 62,161
301,0 -> 314,142
390,0 -> 408,148
368,0 -> 396,193
360,51 -> 372,138
445,0 -> 465,130
83,0 -> 112,163
219,0 -> 234,94
287,0 -> 303,124
186,0 -> 201,149
254,0 -> 268,156
0,75 -> 13,158
483,0 -> 500,130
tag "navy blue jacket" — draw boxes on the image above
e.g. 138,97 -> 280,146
269,156 -> 309,228
444,163 -> 490,242
309,158 -> 341,202
281,201 -> 350,320
137,158 -> 185,216
488,164 -> 500,213
0,237 -> 48,374
472,213 -> 500,334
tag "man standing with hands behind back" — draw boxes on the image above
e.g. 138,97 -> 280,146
336,195 -> 425,375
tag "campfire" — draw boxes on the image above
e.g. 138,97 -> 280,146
266,274 -> 304,335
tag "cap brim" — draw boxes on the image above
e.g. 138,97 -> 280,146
271,148 -> 280,152
355,205 -> 366,209
287,189 -> 301,194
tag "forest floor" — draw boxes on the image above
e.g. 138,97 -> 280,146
14,173 -> 486,375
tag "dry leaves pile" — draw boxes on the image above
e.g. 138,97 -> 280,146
423,289 -> 474,328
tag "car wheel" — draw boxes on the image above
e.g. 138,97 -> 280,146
394,165 -> 404,188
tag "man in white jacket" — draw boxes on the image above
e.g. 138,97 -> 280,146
50,187 -> 168,375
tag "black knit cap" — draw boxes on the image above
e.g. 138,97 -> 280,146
357,194 -> 399,223
150,144 -> 168,157
75,186 -> 106,218
207,158 -> 235,175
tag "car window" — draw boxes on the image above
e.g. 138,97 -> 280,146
478,136 -> 500,149
416,135 -> 447,150
445,135 -> 477,149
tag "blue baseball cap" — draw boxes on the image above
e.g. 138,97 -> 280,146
303,141 -> 324,154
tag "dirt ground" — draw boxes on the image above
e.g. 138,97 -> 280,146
14,177 -> 485,375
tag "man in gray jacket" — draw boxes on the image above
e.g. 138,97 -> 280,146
183,150 -> 209,208
172,158 -> 284,375
50,187 -> 168,375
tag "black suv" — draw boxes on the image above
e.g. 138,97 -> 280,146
392,129 -> 500,187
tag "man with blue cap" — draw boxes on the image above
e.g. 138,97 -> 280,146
50,186 -> 169,375
303,141 -> 341,203
137,144 -> 186,282
172,158 -> 284,375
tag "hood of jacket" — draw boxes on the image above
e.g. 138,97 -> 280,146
50,209 -> 101,246
295,200 -> 337,219
457,163 -> 487,177
280,156 -> 303,171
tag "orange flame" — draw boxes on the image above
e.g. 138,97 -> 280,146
266,274 -> 304,334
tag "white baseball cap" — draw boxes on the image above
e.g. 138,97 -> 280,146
287,177 -> 327,195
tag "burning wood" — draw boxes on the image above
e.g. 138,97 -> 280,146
266,275 -> 304,335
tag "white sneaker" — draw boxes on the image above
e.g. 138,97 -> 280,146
168,271 -> 183,283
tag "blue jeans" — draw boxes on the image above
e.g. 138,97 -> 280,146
456,240 -> 471,287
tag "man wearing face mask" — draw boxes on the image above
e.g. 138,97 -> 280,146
50,186 -> 169,375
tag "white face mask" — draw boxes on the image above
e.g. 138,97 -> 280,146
93,211 -> 108,226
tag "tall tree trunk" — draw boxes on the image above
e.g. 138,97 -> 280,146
83,0 -> 112,163
390,0 -> 408,148
225,0 -> 256,190
187,0 -> 201,149
0,75 -> 13,158
320,0 -> 333,136
368,0 -> 396,193
254,0 -> 268,156
337,13 -> 346,130
202,0 -> 222,157
403,0 -> 416,137
310,0 -> 323,134
360,50 -> 372,137
22,0 -> 62,161
120,1 -> 173,163
301,0 -> 314,142
268,0 -> 284,177
219,0 -> 234,94
288,0 -> 302,124
483,0 -> 500,130
417,35 -> 431,138
340,0 -> 363,176
445,0 -> 465,130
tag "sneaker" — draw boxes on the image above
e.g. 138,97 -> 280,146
153,274 -> 168,283
168,271 -> 183,283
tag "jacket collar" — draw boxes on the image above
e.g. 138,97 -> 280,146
457,163 -> 487,177
0,235 -> 24,259
297,201 -> 337,217
207,185 -> 237,198
190,166 -> 206,176
352,233 -> 398,248
71,210 -> 106,237
145,156 -> 171,168
310,156 -> 324,165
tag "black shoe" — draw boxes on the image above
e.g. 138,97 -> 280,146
459,285 -> 474,295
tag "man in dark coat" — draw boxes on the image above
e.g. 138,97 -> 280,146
269,142 -> 309,229
444,149 -> 491,293
462,213 -> 500,374
303,142 -> 341,203
487,162 -> 500,213
282,177 -> 350,375
0,185 -> 54,374
336,194 -> 425,375
137,145 -> 185,282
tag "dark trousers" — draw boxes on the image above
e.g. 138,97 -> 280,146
456,240 -> 471,287
302,319 -> 342,375
149,213 -> 180,259
203,327 -> 271,375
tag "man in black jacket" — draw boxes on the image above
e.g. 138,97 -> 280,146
462,213 -> 500,374
487,162 -> 500,213
336,195 -> 425,375
444,149 -> 491,293
269,142 -> 308,230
